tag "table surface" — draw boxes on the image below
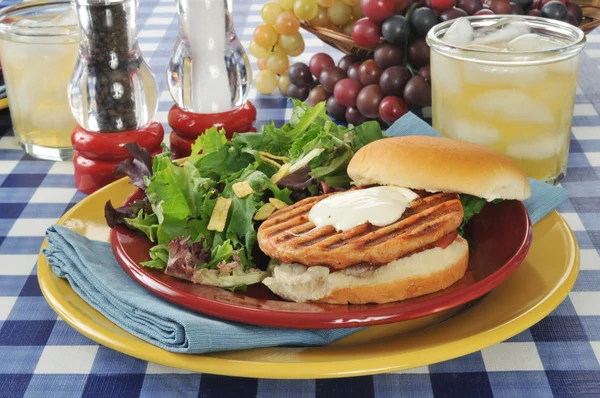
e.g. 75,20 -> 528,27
1,0 -> 600,396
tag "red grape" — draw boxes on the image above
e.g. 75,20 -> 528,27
527,8 -> 541,14
408,39 -> 430,68
374,43 -> 403,69
356,84 -> 384,119
287,84 -> 310,101
309,53 -> 335,80
288,63 -> 314,87
346,107 -> 369,125
533,0 -> 543,9
510,2 -> 524,14
352,17 -> 382,47
394,0 -> 412,13
319,66 -> 346,93
326,96 -> 347,121
347,62 -> 361,81
489,0 -> 511,14
360,0 -> 395,21
567,13 -> 577,25
418,65 -> 431,83
456,0 -> 483,15
439,7 -> 468,20
358,59 -> 383,86
379,96 -> 408,124
403,75 -> 431,107
338,54 -> 358,72
379,66 -> 411,96
430,0 -> 456,12
334,78 -> 363,107
566,1 -> 583,24
475,8 -> 495,14
306,85 -> 331,106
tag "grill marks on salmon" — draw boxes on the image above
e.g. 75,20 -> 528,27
257,191 -> 464,270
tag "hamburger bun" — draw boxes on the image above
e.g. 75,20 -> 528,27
348,136 -> 531,201
262,236 -> 469,304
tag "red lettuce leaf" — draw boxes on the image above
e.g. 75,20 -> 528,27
164,237 -> 211,281
114,143 -> 153,190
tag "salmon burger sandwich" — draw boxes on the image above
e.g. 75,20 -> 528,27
257,136 -> 531,304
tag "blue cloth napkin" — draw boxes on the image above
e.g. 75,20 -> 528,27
43,111 -> 569,354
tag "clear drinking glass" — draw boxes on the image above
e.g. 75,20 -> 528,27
69,0 -> 158,132
427,16 -> 585,184
0,0 -> 79,161
167,0 -> 252,114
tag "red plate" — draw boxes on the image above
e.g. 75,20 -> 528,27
112,190 -> 532,329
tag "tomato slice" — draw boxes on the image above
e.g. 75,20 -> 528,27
433,231 -> 458,250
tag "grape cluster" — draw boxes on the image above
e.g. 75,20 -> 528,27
253,0 -> 365,95
290,52 -> 427,125
252,0 -> 584,122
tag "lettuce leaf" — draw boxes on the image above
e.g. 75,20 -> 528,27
113,143 -> 153,190
458,194 -> 488,237
189,127 -> 229,165
141,244 -> 169,269
125,210 -> 159,242
106,101 -> 389,290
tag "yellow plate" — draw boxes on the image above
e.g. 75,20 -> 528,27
38,177 -> 579,379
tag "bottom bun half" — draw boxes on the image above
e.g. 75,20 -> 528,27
262,237 -> 469,304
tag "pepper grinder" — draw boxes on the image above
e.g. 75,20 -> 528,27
167,0 -> 256,158
68,0 -> 163,194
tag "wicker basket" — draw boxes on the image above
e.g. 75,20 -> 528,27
577,0 -> 600,33
302,7 -> 600,60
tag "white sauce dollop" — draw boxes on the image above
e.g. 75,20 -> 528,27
308,186 -> 419,232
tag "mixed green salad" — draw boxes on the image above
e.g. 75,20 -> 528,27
106,101 -> 491,291
105,101 -> 385,290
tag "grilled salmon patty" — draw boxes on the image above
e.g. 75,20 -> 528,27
257,190 -> 464,270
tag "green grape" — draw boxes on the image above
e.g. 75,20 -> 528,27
342,20 -> 354,36
271,44 -> 287,56
262,1 -> 283,26
249,40 -> 271,59
317,0 -> 335,6
278,0 -> 295,10
279,32 -> 304,52
274,10 -> 301,35
255,70 -> 279,94
309,6 -> 329,27
351,3 -> 363,19
278,75 -> 292,95
257,58 -> 268,71
286,40 -> 305,56
293,0 -> 319,21
341,0 -> 360,5
254,24 -> 279,49
266,52 -> 290,75
327,1 -> 352,25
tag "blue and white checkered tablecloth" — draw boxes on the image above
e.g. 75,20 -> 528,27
1,0 -> 600,396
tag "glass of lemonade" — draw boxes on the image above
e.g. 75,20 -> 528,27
427,16 -> 585,184
0,0 -> 79,161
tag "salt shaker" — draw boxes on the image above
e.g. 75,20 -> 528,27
68,0 -> 164,193
167,0 -> 256,158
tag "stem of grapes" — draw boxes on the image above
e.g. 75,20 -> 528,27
404,2 -> 418,72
